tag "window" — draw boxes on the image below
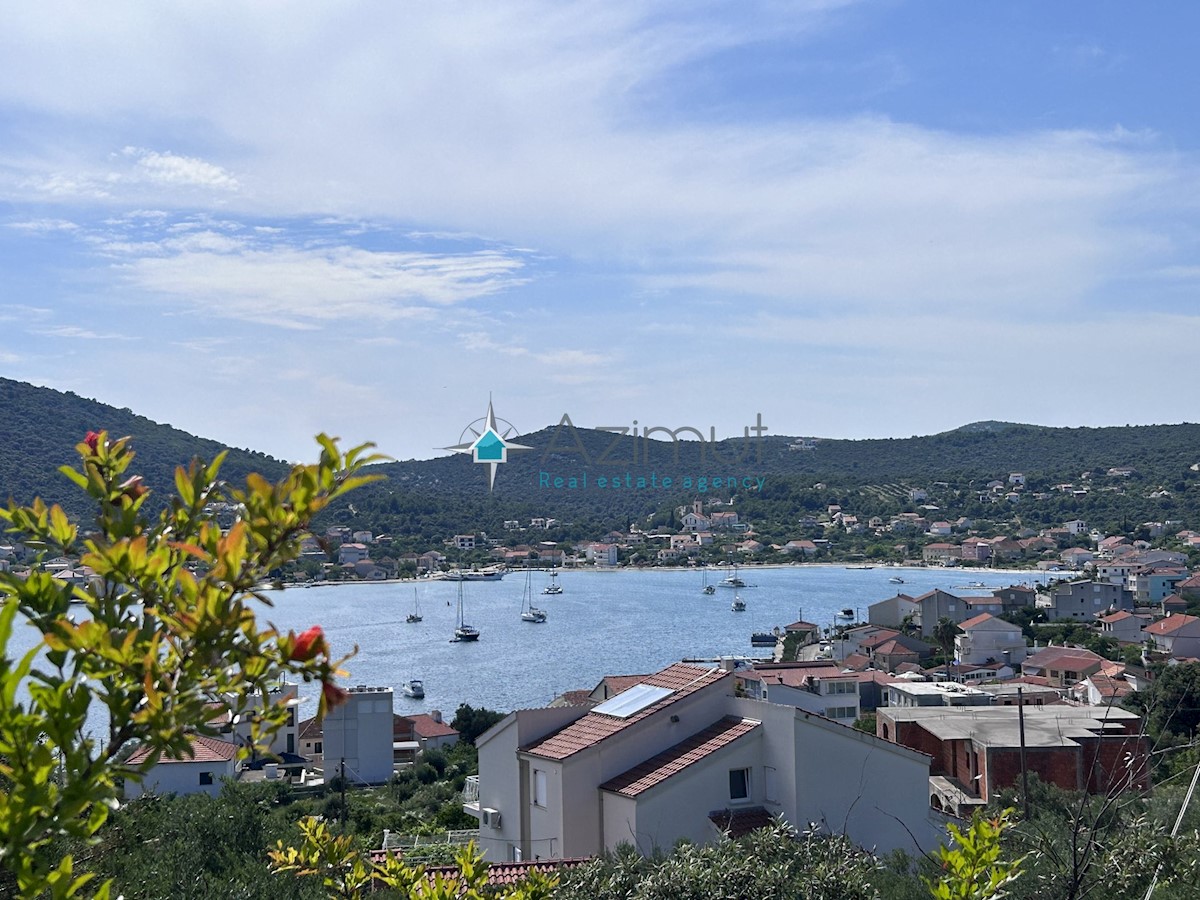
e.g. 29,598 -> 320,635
827,706 -> 857,719
199,771 -> 213,786
314,741 -> 323,754
729,768 -> 751,802
533,769 -> 547,807
287,734 -> 295,754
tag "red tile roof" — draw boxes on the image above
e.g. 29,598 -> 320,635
369,854 -> 593,884
408,714 -> 459,740
708,806 -> 777,838
875,638 -> 921,655
1145,613 -> 1200,636
859,629 -> 901,650
1023,646 -> 1105,671
959,613 -> 999,630
1086,675 -> 1134,699
554,689 -> 597,707
598,674 -> 651,697
526,664 -> 728,760
599,717 -> 760,797
125,734 -> 240,766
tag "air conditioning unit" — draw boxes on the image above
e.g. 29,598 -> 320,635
481,808 -> 502,828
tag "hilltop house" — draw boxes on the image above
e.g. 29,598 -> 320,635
467,662 -> 943,863
1037,580 -> 1132,622
124,735 -> 243,799
1143,614 -> 1200,659
954,614 -> 1027,666
1020,646 -> 1106,688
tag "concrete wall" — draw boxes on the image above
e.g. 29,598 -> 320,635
125,758 -> 238,799
322,687 -> 394,785
476,706 -> 585,861
608,730 -> 766,855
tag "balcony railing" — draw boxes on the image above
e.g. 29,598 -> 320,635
462,774 -> 481,817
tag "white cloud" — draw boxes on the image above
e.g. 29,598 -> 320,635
106,236 -> 530,328
4,218 -> 78,232
35,325 -> 134,340
120,147 -> 238,191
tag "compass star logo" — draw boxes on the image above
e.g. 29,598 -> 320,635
445,399 -> 532,491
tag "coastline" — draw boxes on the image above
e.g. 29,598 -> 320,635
282,561 -> 1047,590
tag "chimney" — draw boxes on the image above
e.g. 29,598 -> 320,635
430,709 -> 443,724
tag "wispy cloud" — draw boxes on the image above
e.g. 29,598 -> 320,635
120,147 -> 239,190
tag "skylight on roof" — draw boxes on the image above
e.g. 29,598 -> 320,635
592,684 -> 674,718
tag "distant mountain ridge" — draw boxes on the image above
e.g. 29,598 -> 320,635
3,377 -> 1199,542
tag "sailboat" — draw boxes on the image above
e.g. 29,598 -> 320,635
520,568 -> 548,623
542,569 -> 563,595
718,564 -> 746,589
451,578 -> 480,642
406,587 -> 423,623
701,569 -> 715,595
731,593 -> 746,612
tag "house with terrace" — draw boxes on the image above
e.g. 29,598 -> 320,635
877,705 -> 1149,818
468,662 -> 944,863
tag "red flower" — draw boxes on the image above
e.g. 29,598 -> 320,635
290,625 -> 327,662
322,681 -> 349,709
84,431 -> 100,452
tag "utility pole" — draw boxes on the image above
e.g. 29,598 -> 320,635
1017,687 -> 1030,820
338,758 -> 348,830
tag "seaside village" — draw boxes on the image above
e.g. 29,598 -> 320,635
5,490 -> 1200,871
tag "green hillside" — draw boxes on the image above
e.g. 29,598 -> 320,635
3,377 -> 1199,548
0,377 -> 287,519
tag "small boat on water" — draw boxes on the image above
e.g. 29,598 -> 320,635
542,570 -> 563,595
889,576 -> 905,584
444,568 -> 505,582
451,579 -> 480,642
402,679 -> 425,699
520,569 -> 548,623
406,587 -> 423,623
837,607 -> 855,620
750,631 -> 777,647
701,569 -> 716,595
718,565 -> 747,589
731,594 -> 746,612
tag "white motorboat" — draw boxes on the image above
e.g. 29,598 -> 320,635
731,594 -> 746,612
402,679 -> 425,699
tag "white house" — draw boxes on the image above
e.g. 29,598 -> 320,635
124,734 -> 242,799
337,542 -> 370,565
1097,610 -> 1151,645
322,685 -> 395,784
468,663 -> 944,863
1143,614 -> 1200,659
954,614 -> 1027,666
586,543 -> 619,566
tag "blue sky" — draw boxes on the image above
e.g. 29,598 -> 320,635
2,1 -> 1198,462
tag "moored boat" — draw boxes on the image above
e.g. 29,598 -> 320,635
402,679 -> 425,699
451,579 -> 481,642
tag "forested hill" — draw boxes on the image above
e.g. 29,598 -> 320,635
0,377 -> 287,518
3,377 -> 1199,542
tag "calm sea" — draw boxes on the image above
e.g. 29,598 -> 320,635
10,566 -> 1054,729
